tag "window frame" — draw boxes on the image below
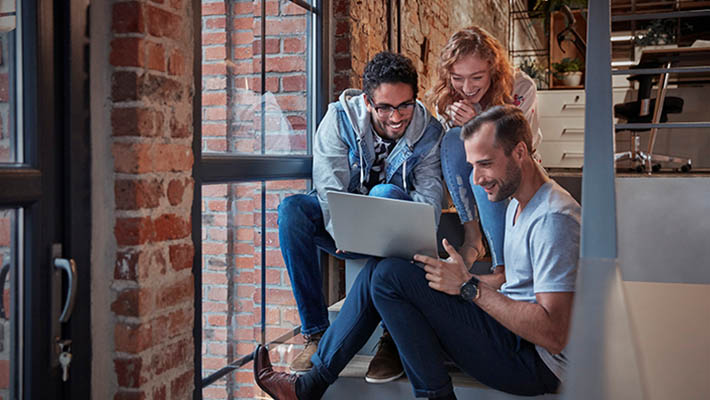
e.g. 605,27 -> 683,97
192,0 -> 329,394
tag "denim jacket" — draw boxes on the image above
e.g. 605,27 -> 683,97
313,89 -> 444,236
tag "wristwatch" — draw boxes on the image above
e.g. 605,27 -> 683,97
460,276 -> 481,302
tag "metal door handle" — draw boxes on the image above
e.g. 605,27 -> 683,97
54,258 -> 77,323
0,263 -> 9,319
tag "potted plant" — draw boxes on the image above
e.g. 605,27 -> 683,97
518,57 -> 548,89
551,57 -> 584,86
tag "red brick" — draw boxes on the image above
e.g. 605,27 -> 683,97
204,107 -> 227,121
282,75 -> 305,92
335,55 -> 351,71
154,213 -> 191,241
112,107 -> 161,137
204,16 -> 226,30
115,217 -> 154,246
255,55 -> 306,73
254,17 -> 306,35
203,77 -> 226,90
252,38 -> 280,55
202,2 -> 225,15
202,184 -> 228,197
111,287 -> 153,318
115,179 -> 163,210
146,41 -> 166,72
283,37 -> 305,53
283,2 -> 308,15
275,94 -> 306,111
168,308 -> 193,335
232,45 -> 253,60
202,32 -> 226,46
287,115 -> 307,130
170,370 -> 194,399
152,385 -> 166,400
204,46 -> 226,61
110,38 -> 145,68
151,337 -> 190,376
167,178 -> 187,205
233,2 -> 253,15
114,357 -> 146,388
112,71 -> 140,102
115,249 -> 167,281
202,92 -> 227,106
115,322 -> 153,353
0,74 -> 7,102
156,275 -> 194,309
112,142 -> 152,173
114,390 -> 146,400
152,143 -> 194,172
113,2 -> 145,34
169,243 -> 194,271
146,5 -> 181,40
167,48 -> 186,76
335,37 -> 350,53
233,16 -> 253,30
0,360 -> 8,389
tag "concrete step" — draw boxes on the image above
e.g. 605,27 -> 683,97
322,355 -> 559,400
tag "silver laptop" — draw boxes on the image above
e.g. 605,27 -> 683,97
326,191 -> 439,260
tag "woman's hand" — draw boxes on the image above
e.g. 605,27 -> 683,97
414,239 -> 473,295
447,100 -> 478,126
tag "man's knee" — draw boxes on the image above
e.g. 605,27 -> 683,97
278,194 -> 312,226
371,257 -> 414,294
369,183 -> 408,200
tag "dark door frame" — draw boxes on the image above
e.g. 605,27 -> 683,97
0,0 -> 91,398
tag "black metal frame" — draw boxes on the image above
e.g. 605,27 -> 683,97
0,1 -> 92,398
192,0 -> 328,396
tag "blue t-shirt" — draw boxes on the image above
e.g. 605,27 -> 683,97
500,180 -> 581,380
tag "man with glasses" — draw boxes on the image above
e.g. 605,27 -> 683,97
277,52 -> 444,381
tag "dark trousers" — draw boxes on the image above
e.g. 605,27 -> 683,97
311,258 -> 560,398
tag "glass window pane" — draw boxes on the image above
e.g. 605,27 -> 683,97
0,208 -> 17,399
0,2 -> 19,164
201,0 -> 312,155
201,180 -> 310,397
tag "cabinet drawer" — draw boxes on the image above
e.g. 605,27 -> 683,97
539,141 -> 584,168
539,116 -> 585,141
539,89 -> 634,117
538,90 -> 586,117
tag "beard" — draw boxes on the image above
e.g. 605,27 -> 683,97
489,159 -> 521,202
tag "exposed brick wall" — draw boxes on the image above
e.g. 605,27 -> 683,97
0,33 -> 11,163
200,1 -> 310,398
332,0 -> 509,108
108,1 -> 195,399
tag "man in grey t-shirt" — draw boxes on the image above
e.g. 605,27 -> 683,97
252,105 -> 579,400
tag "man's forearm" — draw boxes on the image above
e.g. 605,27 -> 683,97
473,287 -> 572,354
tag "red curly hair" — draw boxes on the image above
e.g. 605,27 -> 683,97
429,27 -> 514,122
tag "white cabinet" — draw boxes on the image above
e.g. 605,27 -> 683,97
537,89 -> 633,168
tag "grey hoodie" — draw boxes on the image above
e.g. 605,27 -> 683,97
313,89 -> 444,236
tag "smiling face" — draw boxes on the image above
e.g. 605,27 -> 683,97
365,82 -> 416,141
464,122 -> 521,202
450,54 -> 492,105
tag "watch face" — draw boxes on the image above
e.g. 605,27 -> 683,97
461,281 -> 478,301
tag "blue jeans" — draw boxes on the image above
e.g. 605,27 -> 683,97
278,184 -> 411,336
311,258 -> 559,398
440,127 -> 508,267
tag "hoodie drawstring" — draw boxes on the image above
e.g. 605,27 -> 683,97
402,158 -> 408,192
358,140 -> 364,192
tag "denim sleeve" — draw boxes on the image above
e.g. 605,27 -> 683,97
529,213 -> 580,294
313,104 -> 352,236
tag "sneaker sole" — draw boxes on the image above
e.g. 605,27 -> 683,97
364,371 -> 404,384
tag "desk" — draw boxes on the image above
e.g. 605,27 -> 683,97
624,47 -> 710,171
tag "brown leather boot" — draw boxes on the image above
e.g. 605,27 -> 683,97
289,331 -> 323,372
253,345 -> 299,400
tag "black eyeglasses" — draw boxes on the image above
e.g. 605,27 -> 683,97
368,98 -> 416,118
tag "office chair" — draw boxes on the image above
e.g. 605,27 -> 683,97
614,73 -> 692,173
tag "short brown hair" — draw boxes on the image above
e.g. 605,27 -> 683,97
461,105 -> 533,156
